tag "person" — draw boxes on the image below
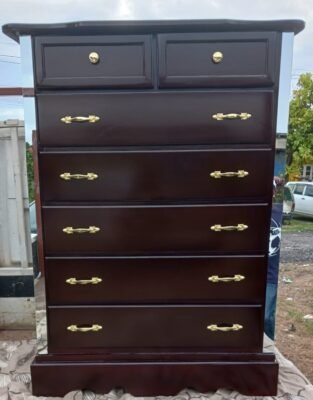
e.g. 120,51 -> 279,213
264,178 -> 283,340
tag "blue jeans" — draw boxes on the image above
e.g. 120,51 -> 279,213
264,282 -> 278,340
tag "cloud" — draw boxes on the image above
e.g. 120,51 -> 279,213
0,0 -> 310,29
0,106 -> 24,120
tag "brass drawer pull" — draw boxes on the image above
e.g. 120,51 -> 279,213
210,224 -> 248,232
208,274 -> 245,283
207,324 -> 243,332
67,324 -> 102,333
66,277 -> 102,285
210,170 -> 249,179
63,226 -> 100,234
212,51 -> 223,64
60,172 -> 98,181
89,51 -> 100,64
60,115 -> 100,124
212,113 -> 251,121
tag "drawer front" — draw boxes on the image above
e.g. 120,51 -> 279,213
158,32 -> 278,88
39,149 -> 273,203
45,256 -> 267,305
37,91 -> 274,147
42,204 -> 270,255
48,305 -> 263,353
34,35 -> 153,88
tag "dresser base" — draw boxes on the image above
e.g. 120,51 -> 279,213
31,353 -> 279,396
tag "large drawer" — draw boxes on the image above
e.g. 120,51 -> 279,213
45,256 -> 267,305
39,149 -> 273,203
42,204 -> 270,255
158,32 -> 278,88
34,35 -> 153,88
47,305 -> 263,353
37,91 -> 274,147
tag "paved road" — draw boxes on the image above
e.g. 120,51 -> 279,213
281,231 -> 313,263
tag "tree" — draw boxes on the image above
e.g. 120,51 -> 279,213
287,73 -> 313,180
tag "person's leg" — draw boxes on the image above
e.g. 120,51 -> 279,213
264,282 -> 278,340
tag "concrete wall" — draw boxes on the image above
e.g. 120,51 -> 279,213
0,119 -> 35,328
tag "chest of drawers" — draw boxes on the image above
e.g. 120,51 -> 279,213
3,19 -> 304,397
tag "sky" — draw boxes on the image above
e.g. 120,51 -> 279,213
0,0 -> 312,132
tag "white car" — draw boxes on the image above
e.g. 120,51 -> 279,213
286,181 -> 313,218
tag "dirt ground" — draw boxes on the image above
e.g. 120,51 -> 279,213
276,261 -> 313,383
280,231 -> 313,263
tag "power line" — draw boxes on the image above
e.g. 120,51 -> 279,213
0,60 -> 21,64
0,54 -> 20,58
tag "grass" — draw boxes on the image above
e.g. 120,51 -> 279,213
282,216 -> 313,233
304,320 -> 313,335
286,307 -> 303,321
284,302 -> 313,335
284,302 -> 313,334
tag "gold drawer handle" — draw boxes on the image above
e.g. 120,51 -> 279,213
208,274 -> 245,283
63,226 -> 100,234
60,115 -> 100,124
212,51 -> 223,64
67,324 -> 102,333
212,113 -> 251,121
210,170 -> 249,179
66,277 -> 102,285
89,52 -> 100,64
210,224 -> 248,232
60,172 -> 98,181
207,324 -> 243,332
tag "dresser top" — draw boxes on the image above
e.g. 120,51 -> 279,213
2,19 -> 305,42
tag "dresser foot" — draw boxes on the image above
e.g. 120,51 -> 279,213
31,354 -> 279,397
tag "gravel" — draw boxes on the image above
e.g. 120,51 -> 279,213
280,232 -> 313,263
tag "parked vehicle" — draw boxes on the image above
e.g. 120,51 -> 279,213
282,185 -> 295,222
286,181 -> 313,218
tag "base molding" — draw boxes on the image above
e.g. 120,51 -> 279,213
31,353 -> 279,396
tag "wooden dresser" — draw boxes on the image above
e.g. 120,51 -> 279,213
3,19 -> 304,397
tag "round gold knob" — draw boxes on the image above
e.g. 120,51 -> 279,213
212,51 -> 223,64
89,52 -> 100,64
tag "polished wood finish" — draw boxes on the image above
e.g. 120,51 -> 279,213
2,18 -> 297,396
32,349 -> 276,362
42,204 -> 270,255
3,19 -> 304,43
47,305 -> 263,353
35,35 -> 153,89
39,149 -> 273,203
32,130 -> 45,275
37,91 -> 274,147
45,256 -> 267,305
31,356 -> 279,397
158,32 -> 277,88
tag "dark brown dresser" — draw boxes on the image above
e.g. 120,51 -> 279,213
3,19 -> 304,397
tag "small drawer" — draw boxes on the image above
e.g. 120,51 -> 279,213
42,204 -> 269,256
45,256 -> 267,305
158,32 -> 277,88
37,90 -> 274,147
34,35 -> 153,88
39,149 -> 273,203
48,305 -> 263,353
